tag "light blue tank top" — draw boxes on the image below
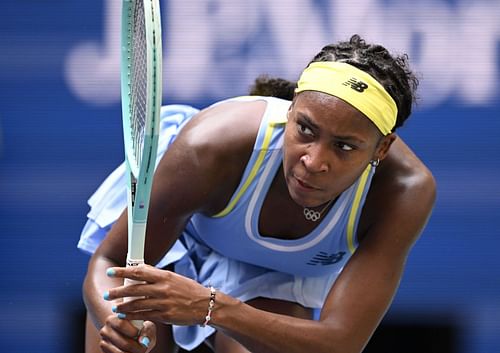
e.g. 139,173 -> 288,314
187,96 -> 375,277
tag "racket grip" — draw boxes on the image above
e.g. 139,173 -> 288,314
124,259 -> 145,330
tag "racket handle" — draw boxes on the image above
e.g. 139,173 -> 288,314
124,259 -> 145,330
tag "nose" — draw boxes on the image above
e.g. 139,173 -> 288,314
300,144 -> 329,173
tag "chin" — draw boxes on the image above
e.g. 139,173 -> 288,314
286,182 -> 320,208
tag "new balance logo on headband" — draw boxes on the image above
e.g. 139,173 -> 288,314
343,77 -> 368,92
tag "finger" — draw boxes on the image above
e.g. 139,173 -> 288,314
106,264 -> 167,283
99,339 -> 127,353
112,310 -> 164,323
100,337 -> 145,353
104,282 -> 160,302
100,324 -> 144,353
106,314 -> 142,339
138,321 -> 157,351
115,297 -> 168,314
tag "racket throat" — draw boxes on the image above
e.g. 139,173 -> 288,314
126,258 -> 145,268
131,177 -> 137,208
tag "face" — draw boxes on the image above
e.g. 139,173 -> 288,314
283,91 -> 392,208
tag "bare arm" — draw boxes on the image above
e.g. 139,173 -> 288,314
83,99 -> 264,328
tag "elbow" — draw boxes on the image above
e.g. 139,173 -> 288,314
315,321 -> 371,353
81,253 -> 119,308
82,270 -> 94,310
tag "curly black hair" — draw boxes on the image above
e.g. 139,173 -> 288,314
249,34 -> 419,130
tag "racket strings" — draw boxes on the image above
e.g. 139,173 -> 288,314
129,0 -> 148,172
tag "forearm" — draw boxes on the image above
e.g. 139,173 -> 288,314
83,255 -> 123,329
211,293 -> 350,353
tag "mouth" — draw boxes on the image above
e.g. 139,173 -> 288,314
285,171 -> 327,207
294,175 -> 321,191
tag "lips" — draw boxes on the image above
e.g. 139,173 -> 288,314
287,172 -> 325,207
294,176 -> 320,191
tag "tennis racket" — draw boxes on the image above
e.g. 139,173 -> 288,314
120,0 -> 162,329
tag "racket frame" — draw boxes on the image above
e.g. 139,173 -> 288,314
120,0 -> 162,265
119,0 -> 162,329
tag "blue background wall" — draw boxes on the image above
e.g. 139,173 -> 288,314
1,1 -> 499,352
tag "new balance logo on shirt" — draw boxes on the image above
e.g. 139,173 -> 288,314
307,251 -> 346,266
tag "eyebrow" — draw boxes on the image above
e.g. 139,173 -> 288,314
299,113 -> 320,130
297,113 -> 368,145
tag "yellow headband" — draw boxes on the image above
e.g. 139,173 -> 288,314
295,61 -> 398,135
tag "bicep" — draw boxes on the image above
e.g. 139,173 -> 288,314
144,136 -> 227,263
95,131 -> 230,267
93,99 -> 261,267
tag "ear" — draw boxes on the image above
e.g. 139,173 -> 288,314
373,133 -> 397,161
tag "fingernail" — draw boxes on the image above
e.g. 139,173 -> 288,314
103,291 -> 110,301
106,268 -> 116,277
117,313 -> 126,319
140,336 -> 150,348
111,305 -> 117,313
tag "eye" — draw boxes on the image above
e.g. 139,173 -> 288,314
336,142 -> 354,151
297,122 -> 314,136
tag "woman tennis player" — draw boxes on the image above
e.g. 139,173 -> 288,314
78,34 -> 436,353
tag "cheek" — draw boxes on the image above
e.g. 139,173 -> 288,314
282,135 -> 302,170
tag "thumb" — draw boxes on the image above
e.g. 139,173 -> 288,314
137,321 -> 157,352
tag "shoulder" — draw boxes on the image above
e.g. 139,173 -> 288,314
375,137 -> 436,202
358,137 -> 436,246
178,98 -> 267,152
174,98 -> 269,180
155,98 -> 269,214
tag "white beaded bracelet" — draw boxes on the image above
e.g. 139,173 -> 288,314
201,286 -> 216,327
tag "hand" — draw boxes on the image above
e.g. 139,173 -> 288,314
99,314 -> 156,353
104,264 -> 211,326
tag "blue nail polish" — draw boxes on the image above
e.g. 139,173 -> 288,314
111,305 -> 117,313
103,292 -> 110,301
140,336 -> 150,348
117,313 -> 126,319
106,268 -> 116,277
